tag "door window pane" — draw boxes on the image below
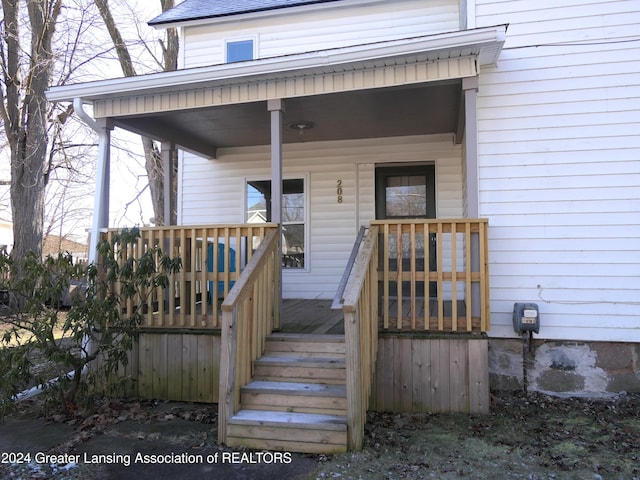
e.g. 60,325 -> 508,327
385,175 -> 427,217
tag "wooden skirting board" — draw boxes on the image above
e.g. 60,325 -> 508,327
106,331 -> 222,404
370,336 -> 489,414
106,332 -> 488,415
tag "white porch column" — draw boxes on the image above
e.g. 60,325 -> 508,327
463,76 -> 479,218
268,99 -> 285,224
268,99 -> 285,323
161,141 -> 176,226
463,76 -> 481,318
88,118 -> 113,263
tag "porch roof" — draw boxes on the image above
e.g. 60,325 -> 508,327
47,26 -> 505,104
46,25 -> 506,158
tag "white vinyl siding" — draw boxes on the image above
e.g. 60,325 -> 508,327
475,0 -> 640,341
178,134 -> 463,299
182,0 -> 460,68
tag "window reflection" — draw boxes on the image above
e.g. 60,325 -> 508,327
247,179 -> 305,268
385,175 -> 427,217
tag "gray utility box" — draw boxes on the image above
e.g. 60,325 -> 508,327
513,303 -> 540,334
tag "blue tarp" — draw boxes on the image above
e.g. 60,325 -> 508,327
207,243 -> 236,302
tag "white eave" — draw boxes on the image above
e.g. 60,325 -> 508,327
46,25 -> 507,104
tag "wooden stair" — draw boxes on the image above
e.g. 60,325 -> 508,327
225,333 -> 348,453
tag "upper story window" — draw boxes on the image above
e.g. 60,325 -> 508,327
226,39 -> 254,63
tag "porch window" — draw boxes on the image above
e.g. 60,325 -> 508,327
246,178 -> 305,269
226,39 -> 254,63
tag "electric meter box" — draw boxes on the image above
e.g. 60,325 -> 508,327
513,303 -> 540,334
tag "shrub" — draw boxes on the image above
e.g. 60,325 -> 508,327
0,227 -> 181,416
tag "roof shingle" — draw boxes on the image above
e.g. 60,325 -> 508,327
149,0 -> 344,26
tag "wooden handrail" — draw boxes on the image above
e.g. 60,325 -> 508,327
218,229 -> 280,446
342,226 -> 379,451
331,225 -> 367,310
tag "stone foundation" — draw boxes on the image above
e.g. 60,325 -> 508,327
488,339 -> 640,397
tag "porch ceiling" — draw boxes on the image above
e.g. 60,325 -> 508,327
114,80 -> 461,154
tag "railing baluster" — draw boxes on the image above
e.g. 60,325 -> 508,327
169,229 -> 176,327
235,227 -> 242,290
480,221 -> 489,332
146,230 -> 157,325
383,223 -> 390,329
395,223 -> 402,330
179,228 -> 187,327
437,222 -> 444,331
158,229 -> 166,326
465,222 -> 472,332
222,227 -> 230,297
272,246 -> 280,331
199,228 -> 208,327
190,229 -> 198,327
212,228 -> 220,327
424,222 -> 430,330
451,222 -> 457,332
123,233 -> 132,320
410,222 -> 416,330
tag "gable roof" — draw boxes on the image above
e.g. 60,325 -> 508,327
149,0 -> 344,26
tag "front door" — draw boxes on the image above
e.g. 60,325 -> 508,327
375,165 -> 437,297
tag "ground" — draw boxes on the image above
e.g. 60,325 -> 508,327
0,392 -> 638,479
316,392 -> 640,480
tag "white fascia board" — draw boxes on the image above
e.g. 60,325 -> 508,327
46,25 -> 506,104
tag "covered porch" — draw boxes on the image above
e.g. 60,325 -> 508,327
49,25 -> 505,453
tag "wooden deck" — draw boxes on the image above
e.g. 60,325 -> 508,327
278,298 -> 477,335
279,299 -> 344,334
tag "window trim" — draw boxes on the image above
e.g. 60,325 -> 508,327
375,164 -> 436,220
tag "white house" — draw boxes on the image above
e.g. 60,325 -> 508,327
47,0 -> 640,452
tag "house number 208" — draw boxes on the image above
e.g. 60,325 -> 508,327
337,180 -> 343,203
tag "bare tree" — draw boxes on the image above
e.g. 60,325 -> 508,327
0,0 -> 62,262
42,115 -> 97,245
95,0 -> 178,226
1,0 -> 174,266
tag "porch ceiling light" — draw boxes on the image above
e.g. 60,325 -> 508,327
288,120 -> 315,134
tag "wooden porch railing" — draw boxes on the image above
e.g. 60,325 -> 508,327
218,229 -> 280,445
100,224 -> 278,329
342,226 -> 379,450
371,219 -> 490,333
